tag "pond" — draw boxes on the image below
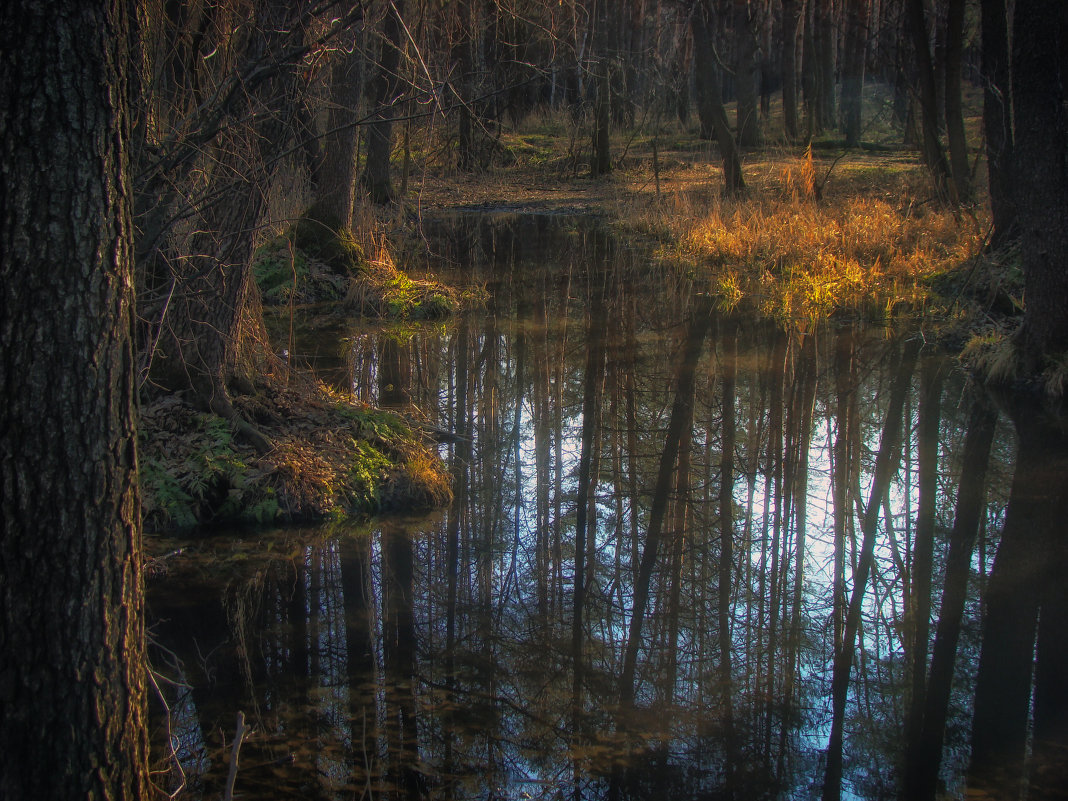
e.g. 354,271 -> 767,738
147,213 -> 1068,800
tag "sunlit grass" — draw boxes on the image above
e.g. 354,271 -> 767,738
625,153 -> 985,322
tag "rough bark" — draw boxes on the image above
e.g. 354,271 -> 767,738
1012,0 -> 1068,364
308,37 -> 364,229
0,2 -> 150,798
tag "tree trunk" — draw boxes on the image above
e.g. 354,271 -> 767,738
363,0 -> 404,202
0,2 -> 149,798
782,0 -> 803,139
904,394 -> 998,801
591,60 -> 613,176
943,0 -> 972,201
691,1 -> 746,194
841,0 -> 869,146
308,38 -> 363,229
1012,0 -> 1068,364
817,0 -> 837,130
906,0 -> 956,201
619,299 -> 713,709
734,0 -> 762,146
573,284 -> 606,713
968,396 -> 1068,797
980,0 -> 1015,246
901,358 -> 944,797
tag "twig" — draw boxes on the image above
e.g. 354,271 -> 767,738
224,711 -> 252,801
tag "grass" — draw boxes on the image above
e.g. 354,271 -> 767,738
627,151 -> 985,321
400,85 -> 990,326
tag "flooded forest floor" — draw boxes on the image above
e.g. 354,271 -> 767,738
141,102 -> 1008,533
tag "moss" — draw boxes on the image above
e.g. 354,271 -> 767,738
139,383 -> 452,532
291,217 -> 365,275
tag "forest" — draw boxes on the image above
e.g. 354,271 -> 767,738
1,0 -> 1067,799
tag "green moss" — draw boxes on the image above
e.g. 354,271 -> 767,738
346,439 -> 393,511
291,217 -> 365,275
252,240 -> 311,301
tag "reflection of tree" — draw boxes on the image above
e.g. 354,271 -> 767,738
148,217 -> 1050,800
967,400 -> 1068,800
823,338 -> 919,801
903,394 -> 998,800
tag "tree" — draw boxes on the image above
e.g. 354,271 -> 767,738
1010,0 -> 1068,365
0,1 -> 149,798
979,0 -> 1015,245
907,0 -> 957,201
363,0 -> 405,200
841,0 -> 869,146
781,0 -> 803,140
691,0 -> 746,195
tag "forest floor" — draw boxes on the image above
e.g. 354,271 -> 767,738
401,112 -> 1003,330
142,93 -> 1016,533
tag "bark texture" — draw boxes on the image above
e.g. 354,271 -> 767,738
0,2 -> 149,798
1012,0 -> 1068,363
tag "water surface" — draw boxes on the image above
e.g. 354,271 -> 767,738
148,213 -> 1068,800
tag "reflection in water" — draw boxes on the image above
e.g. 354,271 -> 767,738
149,214 -> 1068,800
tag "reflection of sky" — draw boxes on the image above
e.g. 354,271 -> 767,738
152,218 -> 1011,799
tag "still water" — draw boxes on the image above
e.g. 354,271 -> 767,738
148,214 -> 1068,800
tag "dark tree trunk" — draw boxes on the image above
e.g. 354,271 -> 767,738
573,283 -> 607,713
591,60 -> 613,176
363,0 -> 404,202
841,0 -> 869,146
980,0 -> 1015,246
968,397 -> 1068,797
734,0 -> 762,146
816,0 -> 837,131
145,2 -> 311,452
1012,0 -> 1068,364
944,0 -> 972,201
906,0 -> 956,201
308,38 -> 363,229
619,299 -> 713,709
0,2 -> 150,798
782,0 -> 803,139
691,1 -> 746,194
832,325 -> 856,654
901,358 -> 944,796
718,318 -> 738,724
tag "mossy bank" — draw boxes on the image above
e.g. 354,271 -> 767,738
139,379 -> 451,532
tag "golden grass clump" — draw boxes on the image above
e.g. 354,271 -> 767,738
635,154 -> 985,322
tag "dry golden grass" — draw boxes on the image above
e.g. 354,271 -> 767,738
621,151 -> 986,321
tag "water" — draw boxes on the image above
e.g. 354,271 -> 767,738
147,213 -> 1068,800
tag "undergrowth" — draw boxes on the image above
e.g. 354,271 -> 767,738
139,381 -> 452,531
